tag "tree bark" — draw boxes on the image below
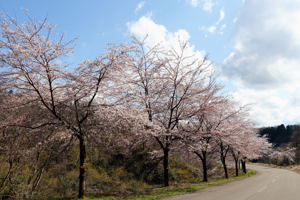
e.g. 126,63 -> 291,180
221,158 -> 228,179
220,143 -> 229,179
234,159 -> 239,176
195,151 -> 208,182
242,160 -> 247,174
163,148 -> 169,186
78,135 -> 86,199
231,150 -> 239,177
201,154 -> 208,182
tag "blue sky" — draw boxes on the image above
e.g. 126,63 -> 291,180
1,0 -> 300,126
0,0 -> 242,63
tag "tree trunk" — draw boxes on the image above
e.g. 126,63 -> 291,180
195,151 -> 208,182
220,143 -> 229,179
234,158 -> 239,176
163,148 -> 169,186
231,150 -> 239,177
221,158 -> 228,179
78,135 -> 86,199
242,160 -> 247,174
202,158 -> 208,182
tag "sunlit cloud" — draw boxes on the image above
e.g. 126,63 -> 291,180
186,0 -> 216,13
222,0 -> 300,126
135,1 -> 145,13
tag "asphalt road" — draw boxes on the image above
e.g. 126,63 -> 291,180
163,164 -> 300,200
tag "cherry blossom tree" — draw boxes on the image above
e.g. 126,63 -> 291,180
0,15 -> 135,198
269,147 -> 295,166
0,91 -> 74,199
229,120 -> 271,176
183,118 -> 218,182
181,99 -> 271,181
200,102 -> 249,179
203,101 -> 240,179
180,96 -> 225,182
0,13 -> 275,197
212,104 -> 271,178
123,38 -> 219,186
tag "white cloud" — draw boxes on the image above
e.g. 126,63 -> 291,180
229,86 -> 300,126
201,25 -> 217,34
207,26 -> 217,33
220,24 -> 226,30
127,15 -> 213,77
186,0 -> 216,13
127,16 -> 169,48
202,0 -> 215,12
128,16 -> 195,49
216,8 -> 225,25
222,0 -> 300,126
135,1 -> 145,13
187,0 -> 199,7
200,8 -> 226,35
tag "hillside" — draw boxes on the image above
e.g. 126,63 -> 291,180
259,124 -> 300,164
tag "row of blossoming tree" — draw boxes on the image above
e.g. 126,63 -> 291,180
0,15 -> 271,199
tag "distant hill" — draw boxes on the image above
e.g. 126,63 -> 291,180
259,124 -> 299,147
259,124 -> 300,164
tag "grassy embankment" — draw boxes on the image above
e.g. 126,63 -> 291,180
88,169 -> 256,200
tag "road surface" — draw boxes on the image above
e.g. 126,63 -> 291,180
163,164 -> 300,200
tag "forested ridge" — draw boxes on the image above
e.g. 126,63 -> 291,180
259,124 -> 296,146
258,124 -> 300,164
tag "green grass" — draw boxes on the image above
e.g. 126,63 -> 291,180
88,170 -> 256,200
